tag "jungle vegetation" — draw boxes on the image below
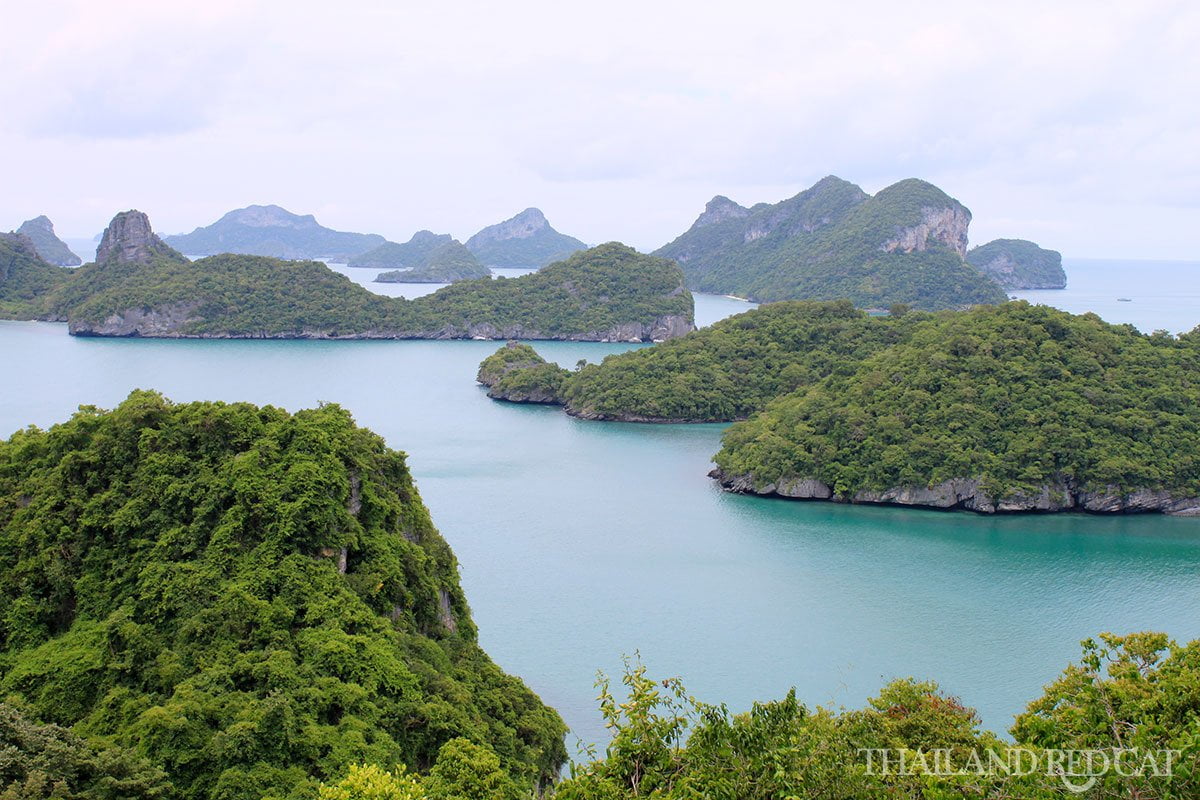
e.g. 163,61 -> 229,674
0,392 -> 566,800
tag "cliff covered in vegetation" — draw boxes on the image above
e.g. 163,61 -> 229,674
0,391 -> 566,799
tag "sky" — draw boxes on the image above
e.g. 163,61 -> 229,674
2,0 -> 1197,259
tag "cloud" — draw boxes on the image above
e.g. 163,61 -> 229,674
1,0 -> 1197,259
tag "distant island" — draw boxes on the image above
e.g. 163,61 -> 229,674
368,236 -> 492,283
163,204 -> 388,260
4,210 -> 693,342
967,238 -> 1067,289
479,300 -> 1200,515
11,216 -> 81,266
465,207 -> 586,267
654,176 -> 1011,310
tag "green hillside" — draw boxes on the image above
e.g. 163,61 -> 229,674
0,392 -> 566,799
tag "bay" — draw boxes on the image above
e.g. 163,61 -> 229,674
0,257 -> 1197,753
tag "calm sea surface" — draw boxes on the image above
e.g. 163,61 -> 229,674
1,258 -> 1198,751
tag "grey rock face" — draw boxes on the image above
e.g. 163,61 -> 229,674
882,206 -> 972,258
95,211 -> 185,265
694,196 -> 750,228
710,469 -> 1200,516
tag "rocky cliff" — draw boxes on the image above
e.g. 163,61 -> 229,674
13,216 -> 81,266
95,210 -> 186,265
709,468 -> 1200,516
966,238 -> 1066,289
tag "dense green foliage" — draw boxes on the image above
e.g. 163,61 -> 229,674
0,392 -> 566,799
163,205 -> 386,260
967,238 -> 1067,289
560,301 -> 906,421
465,208 -> 586,268
656,176 -> 1008,310
374,242 -> 489,284
349,232 -> 454,270
14,216 -> 82,266
0,233 -> 73,318
18,240 -> 692,340
716,302 -> 1200,499
476,342 -> 570,403
555,635 -> 1200,798
0,701 -> 170,799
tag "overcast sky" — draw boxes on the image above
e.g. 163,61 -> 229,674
3,0 -> 1197,259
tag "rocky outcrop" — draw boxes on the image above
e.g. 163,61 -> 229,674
709,468 -> 1200,516
13,216 -> 81,266
95,211 -> 185,265
882,205 -> 971,258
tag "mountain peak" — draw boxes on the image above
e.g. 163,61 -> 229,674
693,196 -> 750,229
13,215 -> 81,266
465,208 -> 586,267
96,211 -> 185,266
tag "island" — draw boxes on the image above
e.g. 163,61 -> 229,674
0,391 -> 567,798
373,239 -> 491,283
476,341 -> 569,403
654,176 -> 1010,310
7,210 -> 695,342
11,215 -> 81,265
465,207 -> 587,267
479,301 -> 1200,515
966,238 -> 1067,289
163,203 -> 388,260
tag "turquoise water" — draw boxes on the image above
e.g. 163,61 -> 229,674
0,257 -> 1197,751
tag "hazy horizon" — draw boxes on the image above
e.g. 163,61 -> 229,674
4,1 -> 1197,260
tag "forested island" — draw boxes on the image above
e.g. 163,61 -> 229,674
481,301 -> 1200,515
0,211 -> 694,342
654,176 -> 1010,310
967,238 -> 1067,289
